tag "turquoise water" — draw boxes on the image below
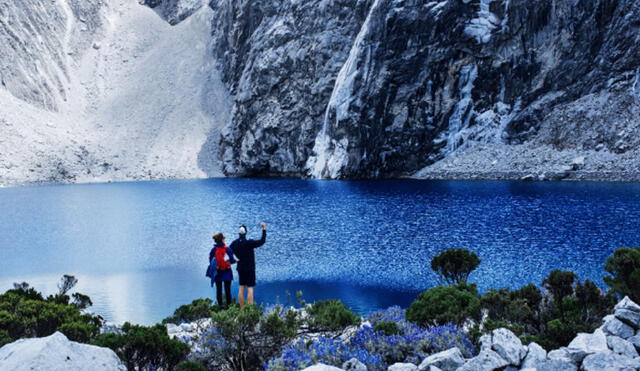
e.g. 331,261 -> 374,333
1,179 -> 639,324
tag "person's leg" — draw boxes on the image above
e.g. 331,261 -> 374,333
215,280 -> 223,307
224,280 -> 232,306
238,285 -> 245,308
247,287 -> 254,305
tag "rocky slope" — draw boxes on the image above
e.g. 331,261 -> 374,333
299,296 -> 640,371
1,0 -> 639,185
0,0 -> 229,186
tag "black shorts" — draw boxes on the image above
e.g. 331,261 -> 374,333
238,270 -> 256,287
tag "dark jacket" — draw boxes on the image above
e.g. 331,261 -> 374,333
209,242 -> 236,282
230,229 -> 266,272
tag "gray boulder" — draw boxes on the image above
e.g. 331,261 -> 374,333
521,342 -> 547,369
607,336 -> 639,358
456,350 -> 508,371
490,328 -> 526,366
614,297 -> 640,313
301,364 -> 345,371
417,347 -> 464,371
343,358 -> 367,371
479,334 -> 492,352
581,350 -> 637,371
628,335 -> 640,352
387,363 -> 418,371
569,329 -> 609,353
615,309 -> 640,329
534,359 -> 578,371
548,347 -> 587,364
602,317 -> 635,339
0,332 -> 125,371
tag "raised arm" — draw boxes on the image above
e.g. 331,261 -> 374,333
249,223 -> 267,248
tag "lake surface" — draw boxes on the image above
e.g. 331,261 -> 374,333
1,179 -> 639,325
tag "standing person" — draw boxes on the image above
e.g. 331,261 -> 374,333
230,222 -> 266,307
210,233 -> 236,307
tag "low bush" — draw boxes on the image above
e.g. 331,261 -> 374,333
268,307 -> 475,371
162,298 -> 218,324
194,304 -> 300,371
0,280 -> 102,346
93,322 -> 190,370
306,299 -> 361,332
406,284 -> 481,327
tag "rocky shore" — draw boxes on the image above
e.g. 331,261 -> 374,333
301,296 -> 640,371
2,296 -> 640,370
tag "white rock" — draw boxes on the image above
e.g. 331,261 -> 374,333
417,347 -> 464,371
533,359 -> 577,371
490,328 -> 526,366
479,334 -> 492,352
602,317 -> 635,339
628,335 -> 640,352
387,363 -> 418,371
0,332 -> 125,371
179,323 -> 194,332
456,349 -> 508,371
342,358 -> 367,371
569,328 -> 609,353
615,297 -> 640,313
301,364 -> 345,371
166,323 -> 179,334
521,342 -> 547,369
581,350 -> 637,371
615,309 -> 640,329
607,336 -> 639,358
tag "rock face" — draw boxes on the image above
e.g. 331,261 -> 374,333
581,350 -> 639,371
210,0 -> 640,179
490,328 -> 526,366
417,347 -> 465,371
0,332 -> 125,371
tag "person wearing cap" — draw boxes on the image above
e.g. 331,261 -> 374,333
230,222 -> 267,307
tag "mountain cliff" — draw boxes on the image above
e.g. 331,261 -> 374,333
1,0 -> 639,185
212,0 -> 640,180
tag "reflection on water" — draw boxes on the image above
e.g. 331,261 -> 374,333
1,179 -> 640,324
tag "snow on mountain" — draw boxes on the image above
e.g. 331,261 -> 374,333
0,0 -> 229,186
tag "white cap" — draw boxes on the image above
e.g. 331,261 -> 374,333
239,226 -> 247,234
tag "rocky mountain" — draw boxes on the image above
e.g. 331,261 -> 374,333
1,0 -> 639,185
213,0 -> 640,180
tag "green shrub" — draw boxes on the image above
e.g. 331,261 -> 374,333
196,304 -> 300,371
0,282 -> 102,345
406,285 -> 481,327
93,322 -> 189,370
162,298 -> 217,324
543,270 -> 577,305
306,300 -> 361,332
431,249 -> 481,285
58,321 -> 99,343
373,320 -> 400,336
604,247 -> 640,302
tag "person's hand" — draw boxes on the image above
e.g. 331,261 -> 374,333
260,222 -> 266,230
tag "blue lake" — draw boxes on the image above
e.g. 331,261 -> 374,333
1,179 -> 639,325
